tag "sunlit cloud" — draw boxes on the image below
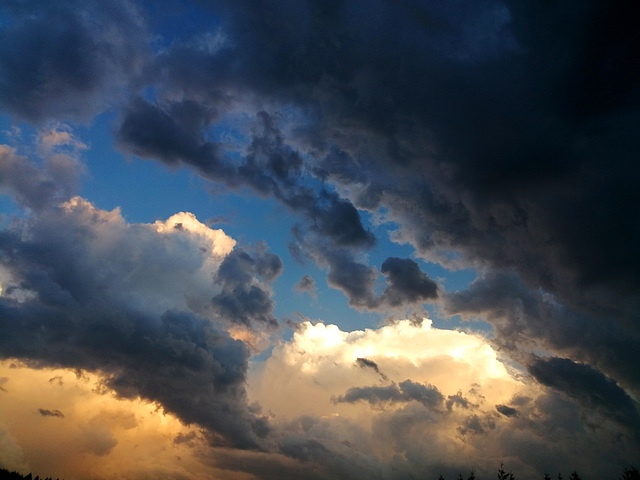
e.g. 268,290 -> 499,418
0,362 -> 210,479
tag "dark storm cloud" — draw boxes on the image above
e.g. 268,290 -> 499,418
112,1 -> 639,364
207,446 -> 336,480
0,295 -> 266,448
37,408 -> 64,418
0,0 -> 148,122
212,245 -> 282,327
118,104 -> 376,255
444,271 -> 640,396
528,356 -> 640,431
118,97 -> 223,169
320,246 -> 378,309
380,257 -> 438,306
2,0 -> 640,473
457,414 -> 496,436
3,0 -> 639,326
0,178 -> 268,448
495,404 -> 518,417
219,0 -> 639,339
294,227 -> 439,311
173,431 -> 198,446
355,357 -> 389,382
0,146 -> 81,212
307,244 -> 438,311
446,392 -> 472,411
355,357 -> 380,372
335,380 -> 444,409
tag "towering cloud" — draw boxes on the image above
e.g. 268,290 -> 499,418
0,153 -> 270,449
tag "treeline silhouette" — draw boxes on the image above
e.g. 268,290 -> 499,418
1,465 -> 639,480
439,464 -> 640,480
0,468 -> 63,480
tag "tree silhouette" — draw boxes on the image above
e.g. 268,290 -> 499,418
0,469 -> 62,480
498,462 -> 516,480
622,467 -> 640,480
5,462 -> 640,480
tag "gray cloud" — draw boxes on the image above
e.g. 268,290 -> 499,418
168,0 -> 639,365
444,271 -> 640,397
380,257 -> 439,306
355,357 -> 389,382
117,97 -> 222,169
295,275 -> 317,298
37,408 -> 65,418
118,104 -> 375,252
0,0 -> 148,122
528,356 -> 640,432
457,414 -> 496,436
335,380 -> 444,409
212,245 -> 282,327
355,357 -> 379,373
173,431 -> 198,446
0,162 -> 269,448
2,0 -> 640,476
496,404 -> 518,417
0,145 -> 82,212
446,392 -> 472,411
295,229 -> 439,311
109,1 -> 640,360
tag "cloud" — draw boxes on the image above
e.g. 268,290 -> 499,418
495,404 -> 519,417
37,409 -> 65,418
2,1 -> 640,477
335,380 -> 444,409
0,143 -> 84,212
245,318 -> 640,478
443,271 -> 640,398
113,0 -> 640,397
457,413 -> 496,436
0,426 -> 28,473
295,231 -> 440,312
379,257 -> 439,306
117,97 -> 223,169
75,425 -> 118,456
295,275 -> 317,298
0,0 -> 148,122
212,243 -> 282,328
0,156 -> 269,448
173,431 -> 198,446
354,357 -> 388,382
250,319 -> 518,421
528,356 -> 640,432
0,362 -> 216,479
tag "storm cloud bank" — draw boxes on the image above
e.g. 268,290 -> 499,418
1,0 -> 640,478
0,150 -> 270,448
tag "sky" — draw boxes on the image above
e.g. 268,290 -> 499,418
0,1 -> 639,479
